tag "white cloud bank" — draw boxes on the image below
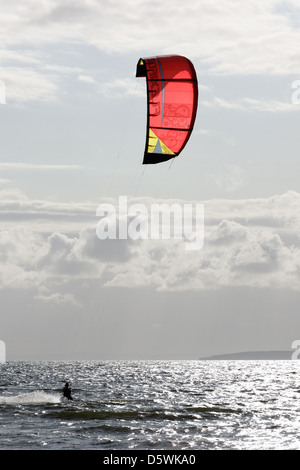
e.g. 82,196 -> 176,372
1,188 -> 300,304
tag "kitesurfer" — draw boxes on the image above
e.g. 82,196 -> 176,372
63,382 -> 73,400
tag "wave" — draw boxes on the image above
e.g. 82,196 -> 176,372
0,391 -> 61,405
49,404 -> 244,422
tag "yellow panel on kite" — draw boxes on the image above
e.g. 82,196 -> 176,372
147,129 -> 175,156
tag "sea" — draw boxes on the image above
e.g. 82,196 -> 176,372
0,360 -> 299,457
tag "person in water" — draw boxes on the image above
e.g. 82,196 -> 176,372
63,382 -> 73,400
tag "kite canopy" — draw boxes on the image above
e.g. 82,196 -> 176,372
136,55 -> 198,164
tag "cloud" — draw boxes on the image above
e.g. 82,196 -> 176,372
99,78 -> 144,98
0,178 -> 12,186
0,162 -> 83,170
1,1 -> 300,104
194,128 -> 235,146
0,187 -> 94,233
213,165 -> 246,192
34,290 -> 81,307
202,96 -> 298,113
0,227 -> 48,289
77,74 -> 95,84
1,188 -> 300,301
1,67 -> 59,103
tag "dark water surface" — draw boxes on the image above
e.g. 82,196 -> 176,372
0,360 -> 299,450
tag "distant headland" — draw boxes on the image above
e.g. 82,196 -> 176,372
199,350 -> 294,360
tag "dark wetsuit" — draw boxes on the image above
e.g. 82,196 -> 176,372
63,384 -> 73,400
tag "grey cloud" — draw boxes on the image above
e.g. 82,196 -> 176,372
209,220 -> 249,245
1,189 -> 300,298
79,226 -> 134,262
230,232 -> 283,273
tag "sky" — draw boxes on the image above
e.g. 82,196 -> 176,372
1,0 -> 300,360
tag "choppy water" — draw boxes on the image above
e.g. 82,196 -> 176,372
0,360 -> 300,450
